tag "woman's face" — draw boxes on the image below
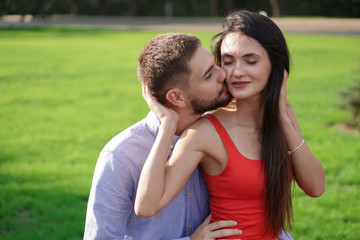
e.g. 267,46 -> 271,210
220,32 -> 272,101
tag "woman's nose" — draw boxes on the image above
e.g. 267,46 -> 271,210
233,64 -> 247,78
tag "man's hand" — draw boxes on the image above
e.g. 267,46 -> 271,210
190,215 -> 242,240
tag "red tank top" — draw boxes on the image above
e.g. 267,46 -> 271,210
202,114 -> 277,240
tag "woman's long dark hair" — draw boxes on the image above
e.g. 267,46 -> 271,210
212,10 -> 293,236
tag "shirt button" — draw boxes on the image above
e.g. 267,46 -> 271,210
170,145 -> 174,150
188,224 -> 192,229
188,191 -> 192,197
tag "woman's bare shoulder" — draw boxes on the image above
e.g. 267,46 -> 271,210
181,115 -> 215,137
177,112 -> 223,147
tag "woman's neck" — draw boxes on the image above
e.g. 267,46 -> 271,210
233,97 -> 263,129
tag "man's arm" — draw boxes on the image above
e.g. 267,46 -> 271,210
84,151 -> 133,239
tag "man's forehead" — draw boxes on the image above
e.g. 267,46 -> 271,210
189,46 -> 215,76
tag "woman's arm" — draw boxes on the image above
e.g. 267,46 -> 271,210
283,104 -> 325,197
280,72 -> 325,198
134,87 -> 206,218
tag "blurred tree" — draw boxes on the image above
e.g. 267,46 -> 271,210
210,0 -> 219,16
98,0 -> 106,15
69,0 -> 77,15
339,63 -> 360,129
3,0 -> 32,20
1,0 -> 9,15
128,0 -> 138,16
279,0 -> 359,17
225,0 -> 234,13
1,0 -> 359,17
193,0 -> 203,16
165,0 -> 173,17
269,0 -> 280,17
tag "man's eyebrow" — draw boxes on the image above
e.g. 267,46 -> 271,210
202,65 -> 213,78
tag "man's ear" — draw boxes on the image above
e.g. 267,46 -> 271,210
166,89 -> 186,108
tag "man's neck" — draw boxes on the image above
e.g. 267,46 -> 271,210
175,111 -> 202,136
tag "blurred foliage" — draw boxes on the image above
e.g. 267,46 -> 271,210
1,0 -> 359,17
339,63 -> 360,129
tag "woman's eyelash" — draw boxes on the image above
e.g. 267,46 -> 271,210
222,60 -> 257,65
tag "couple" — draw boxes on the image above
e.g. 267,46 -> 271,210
84,10 -> 325,240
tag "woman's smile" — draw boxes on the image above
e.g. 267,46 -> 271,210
231,80 -> 250,88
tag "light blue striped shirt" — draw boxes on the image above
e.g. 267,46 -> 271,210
84,111 -> 210,240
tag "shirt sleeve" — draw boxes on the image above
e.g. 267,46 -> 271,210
84,150 -> 134,240
278,230 -> 293,240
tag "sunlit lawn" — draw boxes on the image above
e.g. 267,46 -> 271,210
0,26 -> 359,239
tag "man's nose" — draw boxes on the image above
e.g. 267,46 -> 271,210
215,65 -> 226,82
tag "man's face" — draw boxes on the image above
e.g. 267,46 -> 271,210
187,45 -> 232,114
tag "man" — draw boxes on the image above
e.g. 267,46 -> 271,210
84,33 -> 239,240
84,33 -> 293,240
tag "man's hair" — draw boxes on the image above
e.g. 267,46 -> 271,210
138,33 -> 201,104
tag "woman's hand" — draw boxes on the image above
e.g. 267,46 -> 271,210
142,85 -> 179,124
278,70 -> 301,138
279,70 -> 291,120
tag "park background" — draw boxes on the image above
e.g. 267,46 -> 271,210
1,0 -> 360,239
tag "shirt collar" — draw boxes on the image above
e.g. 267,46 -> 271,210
146,111 -> 180,144
146,111 -> 160,138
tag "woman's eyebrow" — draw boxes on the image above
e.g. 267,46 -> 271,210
242,53 -> 260,57
221,52 -> 260,58
221,53 -> 233,57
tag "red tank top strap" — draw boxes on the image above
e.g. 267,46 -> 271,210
203,113 -> 237,154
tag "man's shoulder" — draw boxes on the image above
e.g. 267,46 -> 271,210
103,118 -> 155,153
97,113 -> 159,166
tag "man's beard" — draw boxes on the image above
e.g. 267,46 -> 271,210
188,86 -> 232,114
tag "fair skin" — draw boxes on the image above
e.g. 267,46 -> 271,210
221,33 -> 325,195
156,44 -> 241,239
165,45 -> 231,135
135,33 -> 325,238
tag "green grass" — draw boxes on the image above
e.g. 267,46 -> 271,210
0,26 -> 359,239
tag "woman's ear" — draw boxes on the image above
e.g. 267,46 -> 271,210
166,89 -> 186,108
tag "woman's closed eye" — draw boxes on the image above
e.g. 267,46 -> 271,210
222,61 -> 233,66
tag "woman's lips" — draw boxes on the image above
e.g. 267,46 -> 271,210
231,81 -> 250,88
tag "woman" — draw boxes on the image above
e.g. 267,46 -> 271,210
135,10 -> 325,239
